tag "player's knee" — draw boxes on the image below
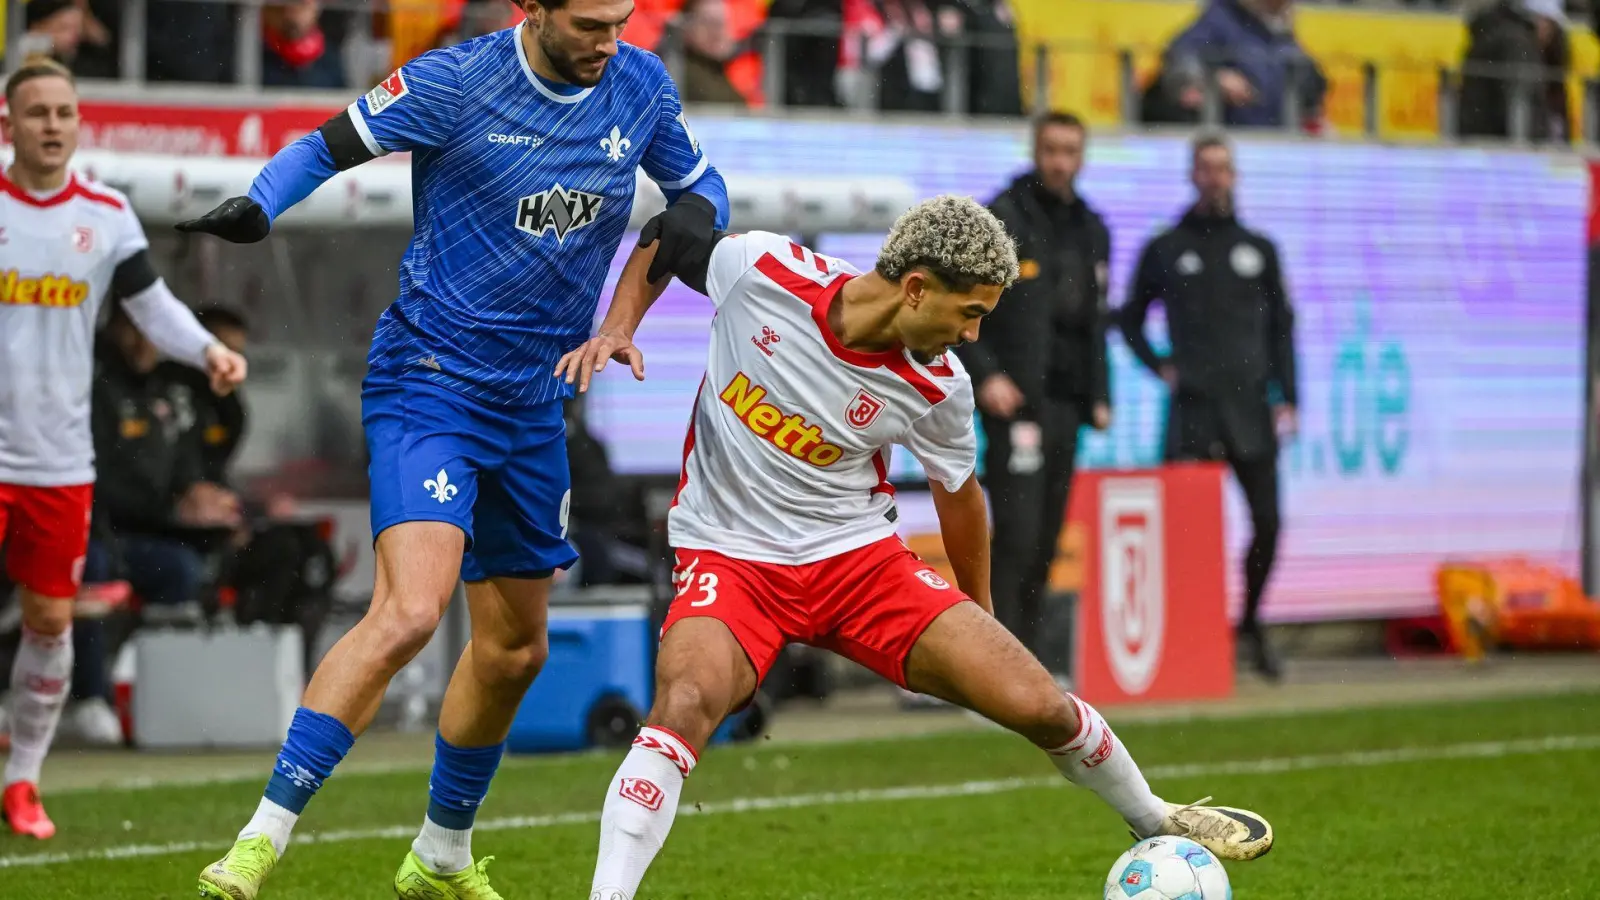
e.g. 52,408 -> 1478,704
650,678 -> 727,740
20,593 -> 72,636
473,634 -> 549,689
1007,684 -> 1079,749
370,595 -> 445,664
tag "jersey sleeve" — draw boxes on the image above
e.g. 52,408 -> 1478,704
111,198 -> 150,265
348,50 -> 464,155
641,72 -> 711,193
900,377 -> 979,492
704,232 -> 794,309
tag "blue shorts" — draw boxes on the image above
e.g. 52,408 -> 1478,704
363,379 -> 578,582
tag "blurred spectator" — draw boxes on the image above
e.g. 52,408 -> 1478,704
156,309 -> 337,657
91,307 -> 242,624
678,0 -> 754,105
262,0 -> 346,89
158,308 -> 249,488
958,112 -> 1110,669
938,0 -> 1022,117
839,0 -> 944,112
1119,134 -> 1297,680
563,398 -> 652,587
766,0 -> 846,107
1459,0 -> 1571,143
1144,0 -> 1327,131
146,0 -> 236,83
68,1 -> 120,79
19,0 -> 85,65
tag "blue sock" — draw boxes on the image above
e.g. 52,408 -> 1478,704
425,733 -> 505,830
263,707 -> 356,814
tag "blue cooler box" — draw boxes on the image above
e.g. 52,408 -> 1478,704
505,586 -> 763,754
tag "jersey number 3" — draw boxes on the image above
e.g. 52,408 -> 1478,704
674,558 -> 719,608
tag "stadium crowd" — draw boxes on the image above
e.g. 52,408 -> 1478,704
7,0 -> 1579,135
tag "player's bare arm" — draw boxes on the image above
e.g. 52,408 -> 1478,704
555,194 -> 723,391
929,475 -> 994,615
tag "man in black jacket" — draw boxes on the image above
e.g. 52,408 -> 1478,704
91,307 -> 243,619
1119,133 -> 1296,679
957,112 -> 1111,664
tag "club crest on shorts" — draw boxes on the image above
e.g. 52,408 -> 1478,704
846,388 -> 885,430
915,569 -> 951,590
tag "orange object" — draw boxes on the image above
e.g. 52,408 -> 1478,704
2,782 -> 55,840
1070,464 -> 1235,705
1436,559 -> 1600,657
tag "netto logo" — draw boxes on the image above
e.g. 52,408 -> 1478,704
515,184 -> 604,244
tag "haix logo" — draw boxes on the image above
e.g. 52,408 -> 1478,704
515,185 -> 604,244
424,469 -> 459,503
600,126 -> 631,162
750,326 -> 781,357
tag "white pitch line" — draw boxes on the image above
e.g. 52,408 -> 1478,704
2,733 -> 1597,870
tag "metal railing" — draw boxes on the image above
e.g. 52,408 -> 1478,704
5,0 -> 1591,146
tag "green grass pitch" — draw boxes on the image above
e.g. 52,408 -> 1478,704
5,690 -> 1599,898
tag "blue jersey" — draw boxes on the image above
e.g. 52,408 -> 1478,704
249,23 -> 728,407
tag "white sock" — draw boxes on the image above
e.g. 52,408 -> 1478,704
1047,694 -> 1167,837
413,816 -> 473,875
4,626 -> 72,787
590,726 -> 698,900
239,797 -> 300,856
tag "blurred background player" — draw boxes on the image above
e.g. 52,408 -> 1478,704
1119,133 -> 1298,680
958,111 -> 1112,674
0,56 -> 246,840
558,196 -> 1274,900
176,1 -> 729,897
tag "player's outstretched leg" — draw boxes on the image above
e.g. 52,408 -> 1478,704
393,576 -> 550,900
588,617 -> 757,900
2,590 -> 73,840
199,522 -> 465,900
904,602 -> 1273,862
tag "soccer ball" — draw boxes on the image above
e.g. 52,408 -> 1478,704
1103,836 -> 1231,900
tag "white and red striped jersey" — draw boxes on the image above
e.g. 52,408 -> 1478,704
0,172 -> 146,487
668,231 -> 977,565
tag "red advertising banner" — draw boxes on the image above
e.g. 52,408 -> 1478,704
68,101 -> 339,157
1070,465 -> 1235,706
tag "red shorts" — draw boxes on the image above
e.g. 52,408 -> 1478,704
663,536 -> 970,688
0,482 -> 93,599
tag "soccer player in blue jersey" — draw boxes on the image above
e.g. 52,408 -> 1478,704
177,3 -> 728,898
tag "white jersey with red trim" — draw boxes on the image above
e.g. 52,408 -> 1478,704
0,173 -> 146,487
668,231 -> 978,565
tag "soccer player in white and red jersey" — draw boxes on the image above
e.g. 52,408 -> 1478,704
556,195 -> 1274,899
0,57 -> 247,839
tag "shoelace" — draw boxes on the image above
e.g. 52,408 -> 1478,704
222,841 -> 275,881
472,856 -> 505,900
1168,796 -> 1243,840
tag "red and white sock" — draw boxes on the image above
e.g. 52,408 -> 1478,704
1046,694 -> 1167,837
589,726 -> 698,900
5,627 -> 73,787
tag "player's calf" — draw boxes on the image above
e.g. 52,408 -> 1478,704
589,618 -> 754,900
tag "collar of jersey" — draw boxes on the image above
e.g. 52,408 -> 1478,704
0,170 -> 82,207
514,21 -> 595,105
808,273 -> 906,368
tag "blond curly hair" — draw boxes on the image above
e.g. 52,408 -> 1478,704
875,194 -> 1020,293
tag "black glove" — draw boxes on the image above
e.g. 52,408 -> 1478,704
639,193 -> 718,286
175,196 -> 272,244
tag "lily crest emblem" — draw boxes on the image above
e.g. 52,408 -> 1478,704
424,469 -> 459,503
601,126 -> 631,162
